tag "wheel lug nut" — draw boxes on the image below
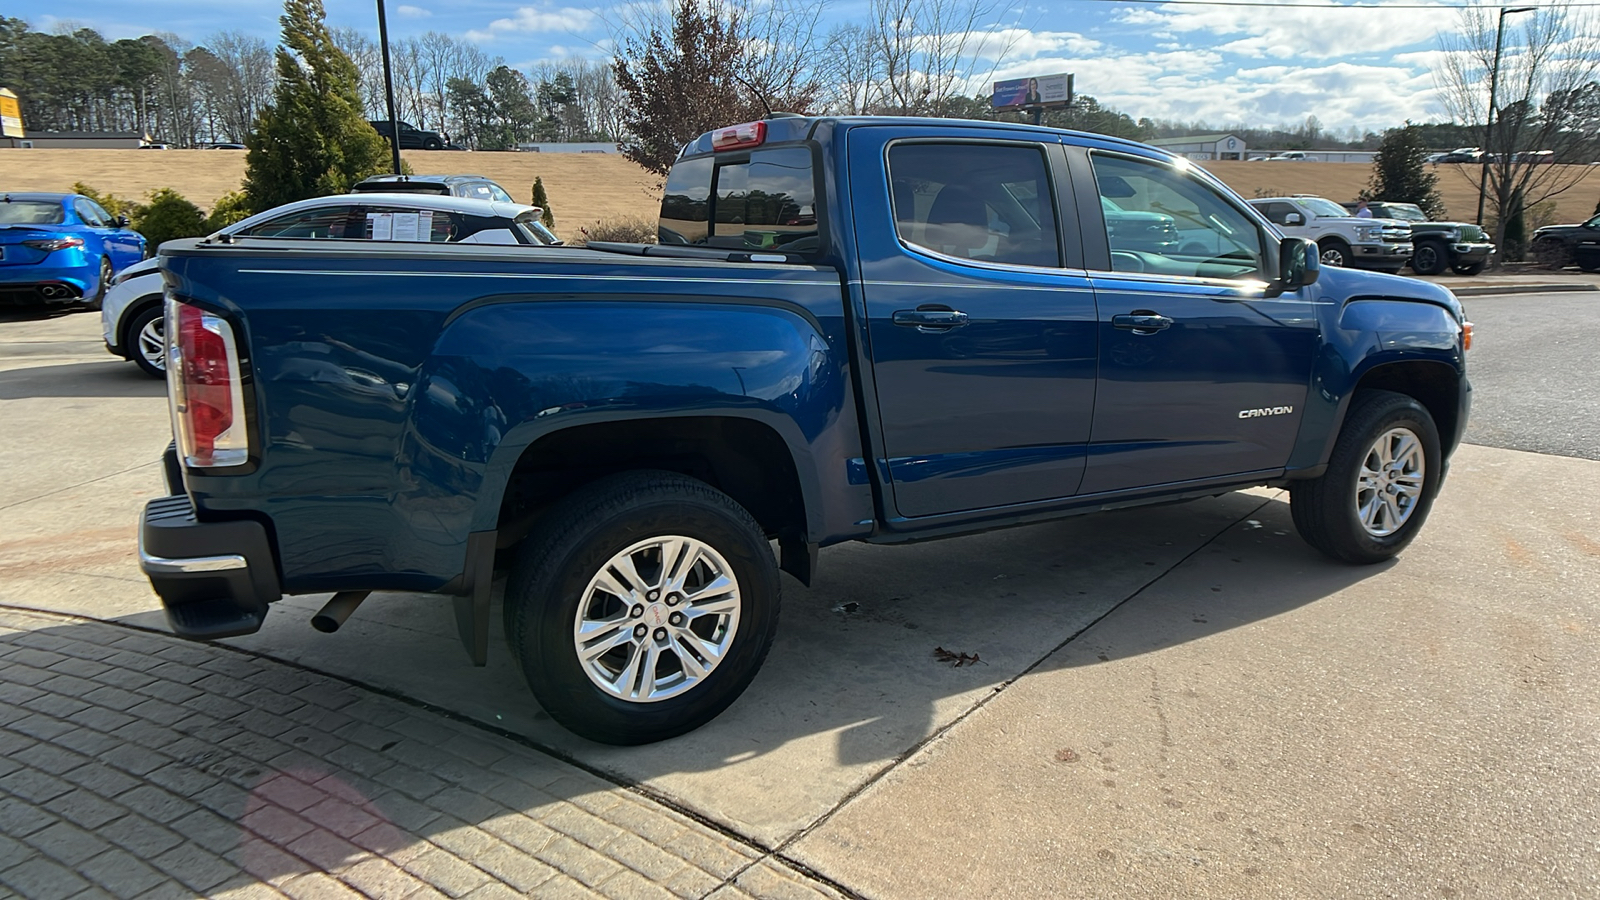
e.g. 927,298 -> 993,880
647,590 -> 659,601
666,594 -> 681,606
630,604 -> 644,618
669,612 -> 684,626
634,624 -> 647,639
653,628 -> 667,642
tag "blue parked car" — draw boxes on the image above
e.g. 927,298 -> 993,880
0,192 -> 147,307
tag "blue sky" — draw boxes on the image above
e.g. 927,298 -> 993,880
13,0 -> 1475,132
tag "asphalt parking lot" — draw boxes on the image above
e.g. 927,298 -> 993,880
1,291 -> 1598,899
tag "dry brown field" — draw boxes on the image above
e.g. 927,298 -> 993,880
2,147 -> 1597,234
0,148 -> 663,238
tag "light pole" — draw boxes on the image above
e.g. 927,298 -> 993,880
376,0 -> 403,174
1476,5 -> 1535,226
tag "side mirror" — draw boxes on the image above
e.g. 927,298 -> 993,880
1097,175 -> 1137,199
1283,212 -> 1304,226
1272,237 -> 1319,295
114,215 -> 130,227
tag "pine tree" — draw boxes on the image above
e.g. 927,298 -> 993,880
1363,123 -> 1446,219
242,0 -> 390,213
530,176 -> 554,228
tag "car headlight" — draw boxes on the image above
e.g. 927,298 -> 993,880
1358,226 -> 1381,241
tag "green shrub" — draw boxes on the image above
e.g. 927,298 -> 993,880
531,176 -> 554,227
72,182 -> 142,221
206,191 -> 253,231
134,188 -> 208,251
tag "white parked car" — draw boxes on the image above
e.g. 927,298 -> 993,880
103,193 -> 560,377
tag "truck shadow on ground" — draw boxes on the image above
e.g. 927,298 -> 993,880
8,490 -> 1410,886
0,305 -> 92,325
97,490 -> 1400,844
0,359 -> 164,400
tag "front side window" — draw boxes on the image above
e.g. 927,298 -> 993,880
1091,153 -> 1264,280
887,142 -> 1061,268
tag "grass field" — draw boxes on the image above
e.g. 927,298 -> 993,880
2,147 -> 1596,236
0,148 -> 663,239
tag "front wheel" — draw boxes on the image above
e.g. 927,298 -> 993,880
504,471 -> 780,745
1410,240 -> 1448,276
1290,390 -> 1442,564
1318,238 -> 1352,267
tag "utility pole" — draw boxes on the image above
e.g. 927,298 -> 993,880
1477,6 -> 1535,226
376,0 -> 403,175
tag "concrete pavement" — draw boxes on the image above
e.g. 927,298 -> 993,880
3,304 -> 1598,898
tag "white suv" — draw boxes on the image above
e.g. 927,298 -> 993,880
1248,195 -> 1413,273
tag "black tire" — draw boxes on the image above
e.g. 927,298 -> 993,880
1290,390 -> 1443,565
1578,258 -> 1600,273
87,257 -> 112,311
125,304 -> 167,378
504,470 -> 780,745
1410,239 -> 1449,276
1451,262 -> 1485,276
1318,238 -> 1352,268
423,137 -> 443,150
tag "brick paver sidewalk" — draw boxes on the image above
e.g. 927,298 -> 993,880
0,608 -> 845,900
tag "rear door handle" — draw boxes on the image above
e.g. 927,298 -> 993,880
893,307 -> 969,331
1112,313 -> 1173,334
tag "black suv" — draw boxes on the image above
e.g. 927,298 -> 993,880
1343,201 -> 1497,276
1531,214 -> 1600,272
368,120 -> 448,151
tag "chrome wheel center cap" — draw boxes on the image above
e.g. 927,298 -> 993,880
644,603 -> 670,629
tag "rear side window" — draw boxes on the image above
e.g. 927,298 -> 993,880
238,205 -> 468,242
659,147 -> 819,253
887,143 -> 1061,268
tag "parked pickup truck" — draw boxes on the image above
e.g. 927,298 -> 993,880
141,116 -> 1472,745
1249,195 -> 1414,273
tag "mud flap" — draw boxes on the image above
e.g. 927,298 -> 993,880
453,530 -> 497,666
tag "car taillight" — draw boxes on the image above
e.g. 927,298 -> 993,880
168,298 -> 249,468
21,237 -> 84,252
711,121 -> 766,152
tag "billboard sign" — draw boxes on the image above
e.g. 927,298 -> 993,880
0,90 -> 22,138
992,73 -> 1073,110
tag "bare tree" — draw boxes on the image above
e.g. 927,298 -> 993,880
1435,5 -> 1600,260
205,31 -> 276,141
329,27 -> 384,118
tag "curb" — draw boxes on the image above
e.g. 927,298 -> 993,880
1449,283 -> 1600,297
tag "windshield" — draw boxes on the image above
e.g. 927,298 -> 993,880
1299,197 -> 1349,218
0,200 -> 65,225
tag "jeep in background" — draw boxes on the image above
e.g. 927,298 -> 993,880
1250,195 -> 1413,273
1530,214 -> 1600,272
1341,201 -> 1496,276
368,119 -> 448,151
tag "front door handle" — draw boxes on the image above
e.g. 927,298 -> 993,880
1112,313 -> 1173,334
893,306 -> 969,331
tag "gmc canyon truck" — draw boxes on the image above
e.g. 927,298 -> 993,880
141,116 -> 1472,745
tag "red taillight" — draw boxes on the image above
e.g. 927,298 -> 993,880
711,121 -> 766,152
169,299 -> 249,468
21,237 -> 84,252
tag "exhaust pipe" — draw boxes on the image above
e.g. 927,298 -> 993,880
39,284 -> 66,299
311,591 -> 370,633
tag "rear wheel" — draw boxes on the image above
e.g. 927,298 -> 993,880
126,305 -> 167,378
1318,238 -> 1352,267
1290,390 -> 1442,564
87,257 -> 112,311
423,137 -> 443,150
1410,240 -> 1449,276
504,471 -> 780,745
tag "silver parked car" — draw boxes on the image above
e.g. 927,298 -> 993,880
102,192 -> 560,377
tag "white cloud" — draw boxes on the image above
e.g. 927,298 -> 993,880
466,5 -> 600,42
1119,1 -> 1463,61
396,5 -> 431,18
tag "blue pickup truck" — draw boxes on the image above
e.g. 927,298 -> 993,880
141,116 -> 1471,744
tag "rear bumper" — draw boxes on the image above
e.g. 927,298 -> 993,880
140,493 -> 281,639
